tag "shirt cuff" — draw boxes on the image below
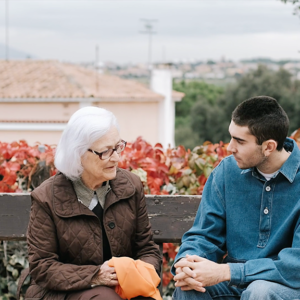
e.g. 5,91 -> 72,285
227,263 -> 245,287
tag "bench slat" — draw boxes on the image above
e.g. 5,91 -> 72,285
0,194 -> 201,243
146,195 -> 201,243
0,193 -> 31,240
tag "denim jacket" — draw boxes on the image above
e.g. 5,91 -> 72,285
172,138 -> 300,289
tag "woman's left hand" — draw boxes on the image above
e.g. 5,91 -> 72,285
91,261 -> 119,286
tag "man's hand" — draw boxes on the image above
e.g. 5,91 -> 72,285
174,254 -> 231,292
174,257 -> 206,292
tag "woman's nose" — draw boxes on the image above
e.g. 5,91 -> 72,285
110,150 -> 120,162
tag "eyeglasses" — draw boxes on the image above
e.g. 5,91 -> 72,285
88,140 -> 127,160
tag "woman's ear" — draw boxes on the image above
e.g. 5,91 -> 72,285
262,139 -> 277,157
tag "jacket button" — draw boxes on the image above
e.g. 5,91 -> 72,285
108,222 -> 115,229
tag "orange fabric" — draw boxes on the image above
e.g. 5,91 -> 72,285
108,257 -> 162,300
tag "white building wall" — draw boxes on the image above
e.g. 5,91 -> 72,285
93,101 -> 160,145
150,69 -> 174,148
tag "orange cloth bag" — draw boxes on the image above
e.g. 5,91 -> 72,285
108,257 -> 162,300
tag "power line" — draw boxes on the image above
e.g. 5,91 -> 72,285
5,0 -> 9,61
139,19 -> 157,70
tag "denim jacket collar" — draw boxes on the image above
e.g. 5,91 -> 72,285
241,138 -> 300,183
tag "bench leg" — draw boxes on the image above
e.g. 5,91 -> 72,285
158,242 -> 163,296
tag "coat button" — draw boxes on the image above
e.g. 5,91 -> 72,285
266,186 -> 271,192
108,222 -> 115,229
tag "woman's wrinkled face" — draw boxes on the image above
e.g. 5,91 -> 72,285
81,126 -> 121,186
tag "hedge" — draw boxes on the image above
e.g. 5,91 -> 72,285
1,130 -> 299,299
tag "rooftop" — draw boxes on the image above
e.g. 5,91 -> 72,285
0,60 -> 183,101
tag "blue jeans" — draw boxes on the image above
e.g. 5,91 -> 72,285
172,280 -> 300,300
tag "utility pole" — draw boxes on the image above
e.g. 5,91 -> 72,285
95,45 -> 99,92
140,19 -> 157,70
5,0 -> 9,61
162,45 -> 166,63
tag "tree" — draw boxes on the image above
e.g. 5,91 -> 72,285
281,0 -> 300,15
175,66 -> 300,149
212,65 -> 300,140
174,80 -> 224,149
190,98 -> 225,145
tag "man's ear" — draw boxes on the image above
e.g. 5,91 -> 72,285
262,140 -> 277,157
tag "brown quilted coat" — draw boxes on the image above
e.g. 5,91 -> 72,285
25,169 -> 162,300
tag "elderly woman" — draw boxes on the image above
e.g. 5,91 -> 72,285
25,107 -> 162,300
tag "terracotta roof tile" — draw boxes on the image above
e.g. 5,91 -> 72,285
0,60 -> 169,100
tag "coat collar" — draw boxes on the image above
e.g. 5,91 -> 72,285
53,168 -> 136,218
240,138 -> 300,183
106,168 -> 135,209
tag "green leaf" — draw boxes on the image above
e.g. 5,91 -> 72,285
7,281 -> 17,296
203,166 -> 213,178
12,269 -> 19,279
131,168 -> 147,183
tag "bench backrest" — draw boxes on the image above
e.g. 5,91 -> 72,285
0,193 -> 201,243
0,193 -> 201,296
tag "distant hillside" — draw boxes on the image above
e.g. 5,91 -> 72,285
240,57 -> 300,65
0,43 -> 36,59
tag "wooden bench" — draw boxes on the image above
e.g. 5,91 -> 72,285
0,193 -> 201,296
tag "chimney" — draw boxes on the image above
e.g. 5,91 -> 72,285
150,67 -> 175,148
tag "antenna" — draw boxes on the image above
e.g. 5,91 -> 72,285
139,19 -> 158,70
5,0 -> 9,61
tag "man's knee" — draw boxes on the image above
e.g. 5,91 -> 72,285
241,280 -> 282,300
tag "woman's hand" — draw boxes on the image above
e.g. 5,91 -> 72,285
91,261 -> 119,287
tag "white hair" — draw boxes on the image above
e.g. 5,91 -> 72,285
55,106 -> 119,180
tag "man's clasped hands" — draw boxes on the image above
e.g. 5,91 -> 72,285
173,254 -> 231,293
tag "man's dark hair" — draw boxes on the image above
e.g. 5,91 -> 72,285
232,96 -> 289,151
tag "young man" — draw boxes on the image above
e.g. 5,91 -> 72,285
172,96 -> 300,300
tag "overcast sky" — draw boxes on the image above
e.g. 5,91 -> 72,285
0,0 -> 300,64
